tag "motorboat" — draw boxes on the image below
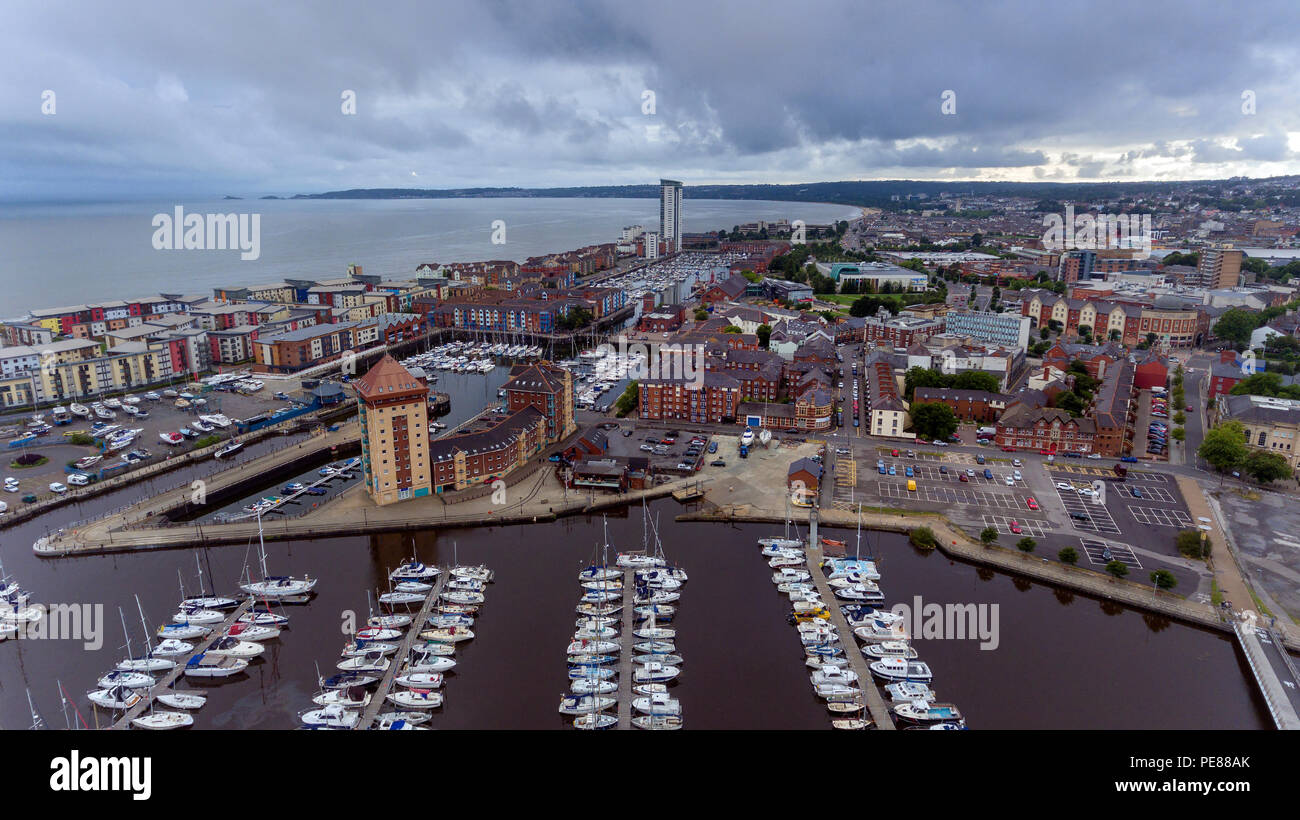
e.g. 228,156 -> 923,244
853,620 -> 909,642
410,640 -> 456,656
894,700 -> 965,724
885,682 -> 937,702
405,655 -> 457,674
390,561 -> 441,581
69,402 -> 90,417
868,658 -> 933,682
633,714 -> 683,730
572,712 -> 617,730
634,590 -> 678,605
157,692 -> 206,710
740,428 -> 755,447
778,582 -> 815,595
300,704 -> 360,729
570,677 -> 618,695
375,717 -> 428,730
810,666 -> 859,687
557,694 -> 616,715
184,652 -> 249,678
814,682 -> 860,700
806,654 -> 850,670
151,639 -> 194,657
768,555 -> 804,569
205,637 -> 265,658
386,689 -> 444,710
394,672 -> 444,689
835,584 -> 885,603
633,662 -> 680,683
355,626 -> 401,642
632,692 -> 681,715
97,670 -> 154,690
312,686 -> 372,709
337,651 -> 391,673
132,711 -> 194,730
444,577 -> 486,592
861,640 -> 918,660
341,640 -> 398,658
616,552 -> 663,569
88,686 -> 143,710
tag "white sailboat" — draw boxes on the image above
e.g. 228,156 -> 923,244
239,510 -> 316,598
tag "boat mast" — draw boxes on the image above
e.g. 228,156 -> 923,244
134,594 -> 156,657
118,606 -> 134,661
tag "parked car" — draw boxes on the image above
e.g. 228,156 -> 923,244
710,459 -> 726,467
3,478 -> 19,492
1026,498 -> 1038,510
958,473 -> 969,482
708,442 -> 718,453
49,482 -> 68,494
983,469 -> 993,480
67,473 -> 90,486
1009,521 -> 1022,534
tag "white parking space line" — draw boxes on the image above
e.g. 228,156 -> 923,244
1055,487 -> 1121,535
1117,485 -> 1176,503
1079,538 -> 1142,568
1128,506 -> 1194,528
982,515 -> 1049,538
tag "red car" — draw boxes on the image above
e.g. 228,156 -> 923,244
1009,520 -> 1023,534
1000,446 -> 1016,453
1186,405 -> 1194,412
1038,448 -> 1053,455
891,449 -> 899,457
1026,498 -> 1038,510
958,473 -> 969,482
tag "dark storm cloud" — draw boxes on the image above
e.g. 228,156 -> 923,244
3,0 -> 1300,200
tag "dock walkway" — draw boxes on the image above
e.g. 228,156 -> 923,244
354,571 -> 447,730
110,599 -> 252,729
616,569 -> 635,729
805,543 -> 895,731
1233,619 -> 1300,731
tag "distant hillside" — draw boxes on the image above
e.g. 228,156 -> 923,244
294,176 -> 1300,211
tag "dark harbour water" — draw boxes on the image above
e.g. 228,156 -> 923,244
0,496 -> 1274,730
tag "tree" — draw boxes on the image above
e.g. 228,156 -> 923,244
1213,308 -> 1261,347
1105,560 -> 1129,579
1016,537 -> 1037,553
1175,528 -> 1211,559
1058,546 -> 1079,565
1039,327 -> 1051,340
910,402 -> 958,441
1197,421 -> 1248,474
1171,427 -> 1185,441
950,371 -> 1001,393
909,527 -> 937,549
980,526 -> 999,546
614,381 -> 639,417
756,324 -> 771,349
1149,570 -> 1177,590
903,367 -> 947,400
1243,449 -> 1292,484
722,325 -> 742,334
693,308 -> 709,321
1077,324 -> 1092,340
1054,391 -> 1087,416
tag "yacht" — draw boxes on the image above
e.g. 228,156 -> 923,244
885,682 -> 937,702
50,406 -> 70,424
567,665 -> 616,681
868,658 -> 933,683
87,685 -> 143,710
740,428 -> 755,447
632,692 -> 681,715
172,607 -> 224,625
861,639 -> 918,660
96,670 -> 154,690
570,677 -> 618,695
300,704 -> 360,729
814,682 -> 860,700
632,714 -> 683,730
893,700 -> 964,725
810,666 -> 858,687
225,622 -> 280,642
151,639 -> 194,657
340,640 -> 398,658
68,402 -> 90,418
337,651 -> 390,673
156,692 -> 206,710
385,689 -> 444,710
319,671 -> 380,690
183,652 -> 249,678
405,655 -> 457,674
390,560 -> 440,582
379,591 -> 426,606
557,694 -> 616,715
633,661 -> 680,683
394,672 -> 444,689
853,619 -> 909,642
213,441 -> 244,459
205,637 -> 265,658
131,712 -> 194,731
572,712 -> 617,730
158,622 -> 211,640
420,626 -> 474,643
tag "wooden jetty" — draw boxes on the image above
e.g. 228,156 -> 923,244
354,570 -> 448,730
109,598 -> 253,729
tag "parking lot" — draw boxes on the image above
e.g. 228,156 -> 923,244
1052,482 -> 1122,535
602,426 -> 716,475
1078,538 -> 1143,569
982,514 -> 1050,538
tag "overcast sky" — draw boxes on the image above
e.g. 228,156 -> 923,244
5,0 -> 1300,201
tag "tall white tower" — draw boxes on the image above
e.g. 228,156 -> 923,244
659,179 -> 683,254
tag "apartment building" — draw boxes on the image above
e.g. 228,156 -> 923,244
355,355 -> 432,505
